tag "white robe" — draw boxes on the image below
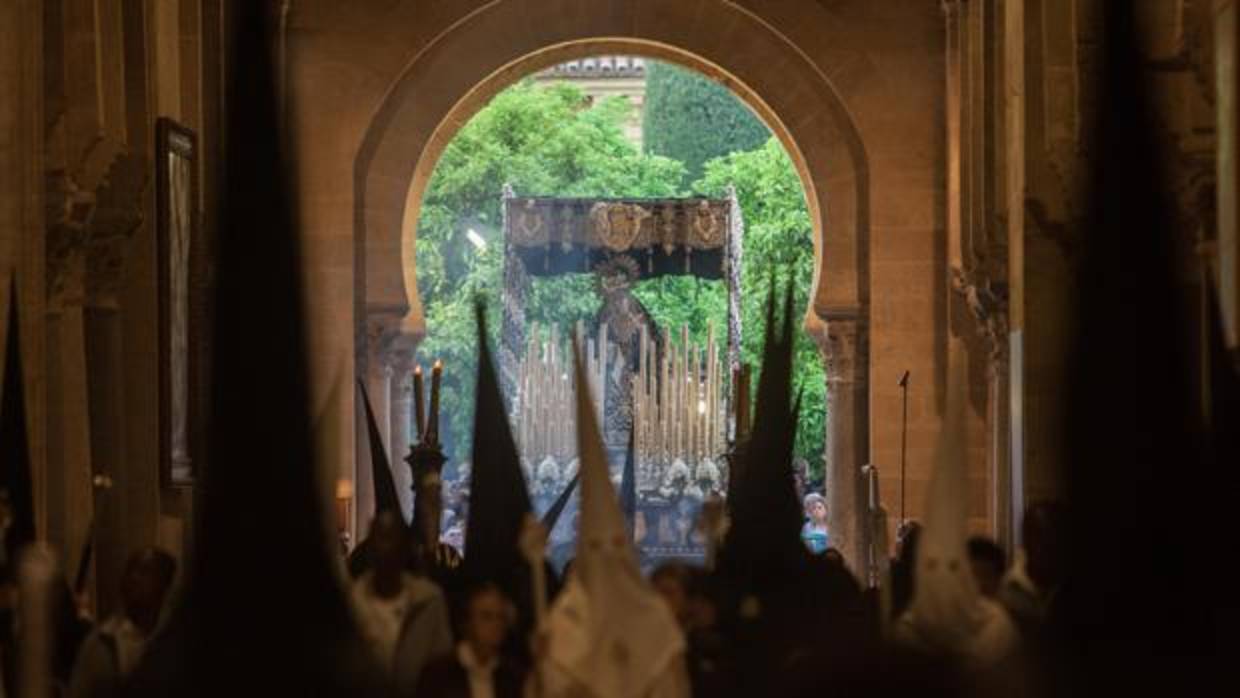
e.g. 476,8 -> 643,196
533,348 -> 689,698
351,571 -> 453,693
895,349 -> 1019,667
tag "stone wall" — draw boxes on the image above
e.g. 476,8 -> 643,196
12,0 -> 1227,592
0,0 -> 48,553
965,0 -> 1225,552
0,0 -> 228,616
286,0 -> 971,567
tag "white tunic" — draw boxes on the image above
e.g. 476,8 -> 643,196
351,571 -> 446,673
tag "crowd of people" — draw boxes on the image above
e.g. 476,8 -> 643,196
0,256 -> 1068,698
0,546 -> 176,697
0,493 -> 1069,698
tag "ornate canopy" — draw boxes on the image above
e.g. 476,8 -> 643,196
499,187 -> 745,569
504,196 -> 733,280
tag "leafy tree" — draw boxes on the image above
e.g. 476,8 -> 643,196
415,81 -> 685,458
643,61 -> 771,186
636,137 -> 825,474
415,75 -> 824,479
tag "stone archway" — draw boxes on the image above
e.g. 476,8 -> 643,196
355,2 -> 872,564
288,0 -> 949,566
358,20 -> 871,339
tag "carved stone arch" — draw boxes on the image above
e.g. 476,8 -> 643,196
352,1 -> 873,343
288,0 -> 947,561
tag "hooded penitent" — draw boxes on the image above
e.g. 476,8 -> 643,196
1,282 -> 39,698
540,344 -> 688,698
462,304 -> 535,599
718,280 -> 808,590
894,351 -> 1016,664
1050,4 -> 1237,694
125,5 -> 380,695
359,382 -> 404,520
0,283 -> 35,579
346,382 -> 409,577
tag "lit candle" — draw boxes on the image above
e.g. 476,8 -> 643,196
518,351 -> 526,455
669,341 -> 678,458
660,331 -> 669,462
428,359 -> 443,445
413,364 -> 425,441
638,325 -> 647,461
706,324 -> 716,456
689,343 -> 699,461
729,366 -> 737,445
719,354 -> 725,450
598,322 -> 608,424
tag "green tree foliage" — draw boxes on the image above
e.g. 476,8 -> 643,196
416,74 -> 824,478
633,138 -> 825,474
642,61 -> 771,186
415,82 -> 685,458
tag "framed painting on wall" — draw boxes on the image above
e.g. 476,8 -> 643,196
156,118 -> 199,487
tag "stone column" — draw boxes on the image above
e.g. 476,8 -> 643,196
357,316 -> 397,530
81,277 -> 128,617
1001,0 -> 1026,550
36,0 -> 158,612
953,265 -> 1013,548
47,145 -> 146,610
821,314 -> 869,572
388,343 -> 415,521
89,149 -> 146,614
943,0 -> 964,268
946,0 -> 1019,544
44,277 -> 94,568
987,324 -> 1013,551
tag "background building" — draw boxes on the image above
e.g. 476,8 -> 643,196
533,56 -> 647,148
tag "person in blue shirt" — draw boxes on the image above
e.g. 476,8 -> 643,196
800,492 -> 829,554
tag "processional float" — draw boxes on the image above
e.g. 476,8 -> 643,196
499,185 -> 747,566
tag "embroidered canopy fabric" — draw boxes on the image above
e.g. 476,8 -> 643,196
503,196 -> 732,279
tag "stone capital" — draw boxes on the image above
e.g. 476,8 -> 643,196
818,311 -> 868,386
388,353 -> 413,379
83,235 -> 133,310
387,335 -> 419,398
1173,159 -> 1216,238
951,265 -> 1009,366
364,311 -> 404,369
46,140 -> 146,309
